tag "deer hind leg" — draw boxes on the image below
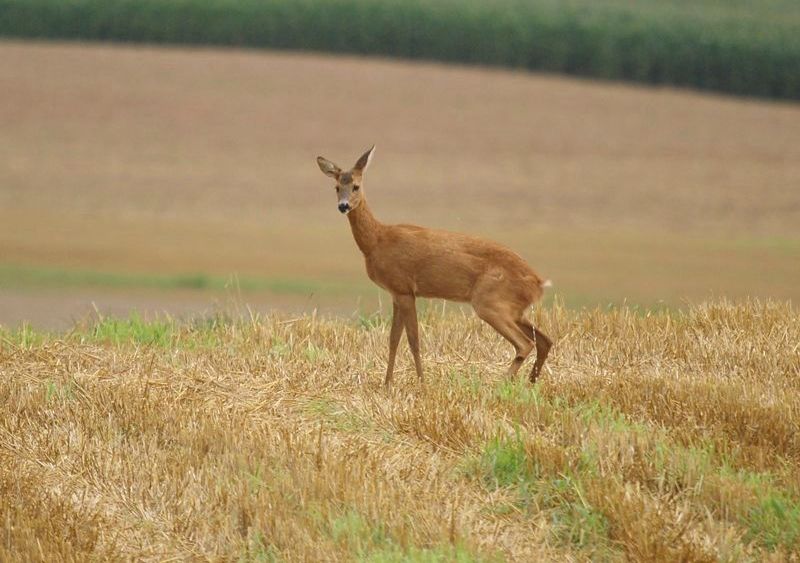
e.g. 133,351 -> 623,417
385,298 -> 406,387
396,295 -> 424,381
474,304 -> 534,377
530,328 -> 552,383
517,319 -> 552,383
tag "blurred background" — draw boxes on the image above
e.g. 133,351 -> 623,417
1,0 -> 798,329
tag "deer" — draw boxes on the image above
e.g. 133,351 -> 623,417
316,146 -> 552,386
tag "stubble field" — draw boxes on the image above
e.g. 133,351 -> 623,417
1,300 -> 799,560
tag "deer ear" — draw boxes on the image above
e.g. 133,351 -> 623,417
353,146 -> 375,173
317,156 -> 341,178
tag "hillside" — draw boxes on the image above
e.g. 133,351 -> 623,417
1,41 -> 799,328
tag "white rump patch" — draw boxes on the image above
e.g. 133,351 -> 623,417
541,279 -> 553,288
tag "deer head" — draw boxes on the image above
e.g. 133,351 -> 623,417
316,146 -> 375,215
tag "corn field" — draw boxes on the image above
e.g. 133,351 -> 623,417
1,0 -> 799,99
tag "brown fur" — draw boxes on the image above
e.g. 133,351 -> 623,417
317,147 -> 552,385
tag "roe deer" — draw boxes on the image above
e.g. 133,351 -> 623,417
316,147 -> 552,386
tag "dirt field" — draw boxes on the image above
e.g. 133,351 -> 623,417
1,41 -> 799,327
2,302 -> 799,560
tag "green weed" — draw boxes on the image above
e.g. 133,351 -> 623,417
476,433 -> 537,489
494,379 -> 543,406
453,369 -> 484,398
327,508 -> 486,562
239,530 -> 280,563
269,336 -> 290,358
44,380 -> 75,403
0,324 -> 45,348
303,342 -> 328,362
88,313 -> 174,347
744,492 -> 800,551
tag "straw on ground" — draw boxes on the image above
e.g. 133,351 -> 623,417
1,300 -> 799,561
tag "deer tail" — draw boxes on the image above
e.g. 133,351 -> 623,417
527,276 -> 552,303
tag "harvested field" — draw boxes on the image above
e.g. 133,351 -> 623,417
1,40 -> 799,326
1,301 -> 799,560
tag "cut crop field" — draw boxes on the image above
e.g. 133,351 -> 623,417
1,41 -> 800,327
1,301 -> 799,560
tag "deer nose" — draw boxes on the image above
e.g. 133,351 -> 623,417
338,202 -> 350,213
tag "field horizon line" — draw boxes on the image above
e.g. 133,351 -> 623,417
0,263 -> 369,296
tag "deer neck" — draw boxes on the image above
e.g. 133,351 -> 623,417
347,198 -> 382,256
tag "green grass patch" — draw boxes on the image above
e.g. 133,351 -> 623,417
572,400 -> 633,430
355,310 -> 388,331
465,434 -> 616,553
564,403 -> 800,553
44,379 -> 76,403
0,323 -> 47,348
653,441 -> 717,490
88,313 -> 175,347
742,488 -> 800,552
545,479 -> 612,551
550,399 -> 800,553
269,336 -> 291,358
477,433 -> 537,489
494,379 -> 544,406
243,465 -> 267,495
452,369 -> 484,398
2,314 -> 204,349
322,507 -> 487,562
302,342 -> 329,362
0,264 -> 365,296
67,312 -> 225,348
239,530 -> 280,563
329,509 -> 391,553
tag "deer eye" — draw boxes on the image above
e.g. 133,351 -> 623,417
353,185 -> 360,191
335,186 -> 340,192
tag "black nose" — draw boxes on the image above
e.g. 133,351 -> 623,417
338,202 -> 350,213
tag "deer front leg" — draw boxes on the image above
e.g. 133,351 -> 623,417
385,299 -> 405,387
397,295 -> 424,381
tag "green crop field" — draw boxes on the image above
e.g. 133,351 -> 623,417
1,0 -> 799,98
